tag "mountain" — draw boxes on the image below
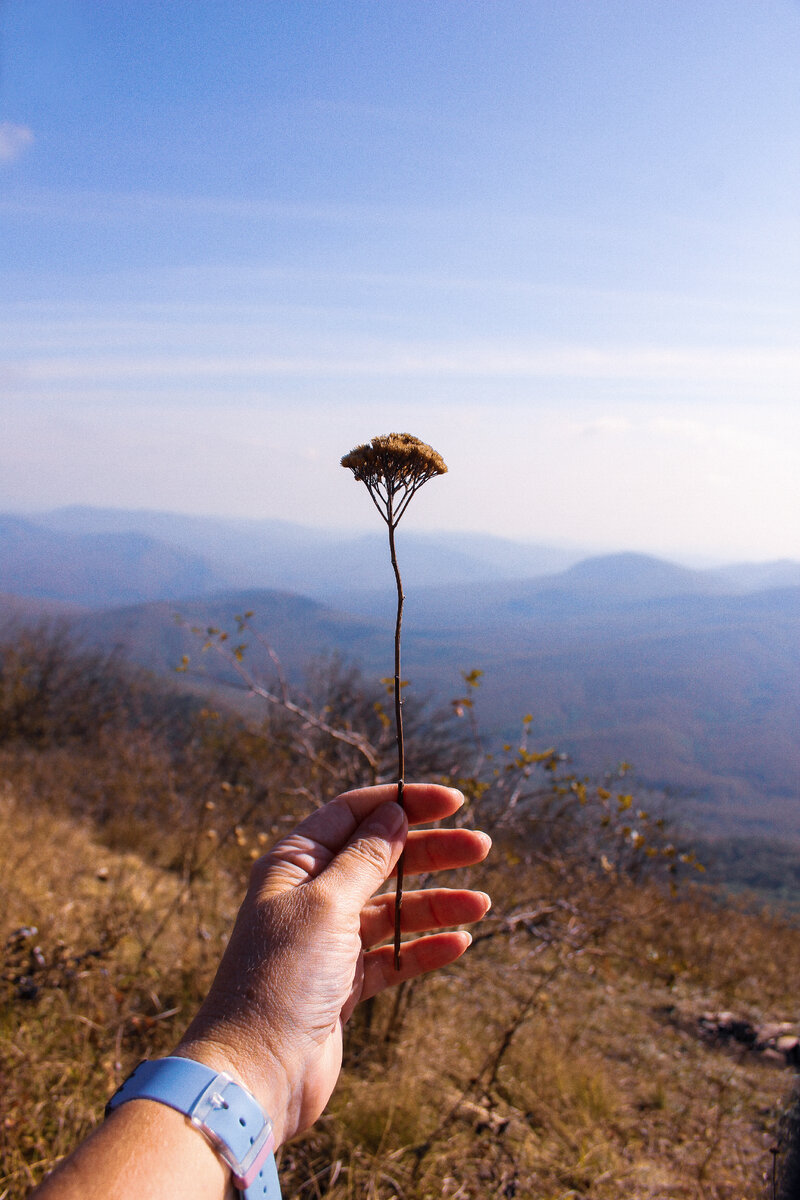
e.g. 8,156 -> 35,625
0,591 -> 86,627
21,506 -> 584,599
707,560 -> 800,593
53,578 -> 800,842
10,507 -> 800,608
2,509 -> 799,839
438,585 -> 800,838
544,552 -> 714,600
72,589 -> 387,690
0,515 -> 218,606
335,552 -> 729,628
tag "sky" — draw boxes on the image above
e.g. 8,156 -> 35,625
1,0 -> 799,563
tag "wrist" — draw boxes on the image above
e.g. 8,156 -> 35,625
173,1030 -> 294,1148
106,1057 -> 280,1199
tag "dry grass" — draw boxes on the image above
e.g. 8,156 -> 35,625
3,765 -> 799,1200
1,776 -> 243,1192
2,629 -> 799,1198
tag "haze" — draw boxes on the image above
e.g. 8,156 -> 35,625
1,1 -> 798,563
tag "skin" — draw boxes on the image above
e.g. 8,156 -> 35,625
32,783 -> 491,1199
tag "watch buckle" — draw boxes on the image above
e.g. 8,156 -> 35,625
188,1071 -> 275,1187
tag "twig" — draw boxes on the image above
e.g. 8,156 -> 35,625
388,511 -> 405,969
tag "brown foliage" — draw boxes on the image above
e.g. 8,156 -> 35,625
1,630 -> 799,1198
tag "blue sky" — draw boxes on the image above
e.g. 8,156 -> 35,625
1,0 -> 799,561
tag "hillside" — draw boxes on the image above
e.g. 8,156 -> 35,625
0,515 -> 218,606
39,577 -> 796,840
2,636 -> 800,1199
1,512 -> 798,839
17,506 -> 584,599
16,506 -> 800,604
71,589 -> 388,692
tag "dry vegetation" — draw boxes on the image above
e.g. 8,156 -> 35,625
1,622 -> 799,1199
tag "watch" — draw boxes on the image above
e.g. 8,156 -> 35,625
106,1056 -> 281,1199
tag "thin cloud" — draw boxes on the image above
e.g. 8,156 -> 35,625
13,341 -> 800,388
575,417 -> 633,438
0,122 -> 34,164
0,185 -> 440,227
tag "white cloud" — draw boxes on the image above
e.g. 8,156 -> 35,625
574,416 -> 633,438
0,122 -> 34,164
11,341 -> 800,398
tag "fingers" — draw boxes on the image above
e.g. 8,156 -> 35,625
316,801 -> 408,911
360,931 -> 474,1000
316,796 -> 491,907
257,800 -> 407,899
360,887 -> 491,948
334,782 -> 465,827
295,783 -> 464,854
254,783 -> 468,895
317,822 -> 490,913
397,827 -> 491,876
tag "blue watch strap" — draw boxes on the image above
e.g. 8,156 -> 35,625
106,1057 -> 281,1199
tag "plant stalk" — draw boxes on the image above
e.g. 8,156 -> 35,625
387,515 -> 405,970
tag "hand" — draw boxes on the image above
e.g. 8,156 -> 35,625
175,783 -> 491,1146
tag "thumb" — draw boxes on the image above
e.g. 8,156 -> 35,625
320,800 -> 406,911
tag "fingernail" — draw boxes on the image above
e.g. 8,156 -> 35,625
477,891 -> 492,910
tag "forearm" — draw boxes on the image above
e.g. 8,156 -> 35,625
31,1042 -> 288,1200
31,1100 -> 235,1200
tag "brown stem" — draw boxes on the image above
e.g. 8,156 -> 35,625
387,514 -> 405,970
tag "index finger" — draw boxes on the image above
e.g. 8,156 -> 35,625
334,783 -> 465,828
254,783 -> 465,894
290,782 -> 463,853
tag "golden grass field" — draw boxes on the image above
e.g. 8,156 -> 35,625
1,630 -> 799,1198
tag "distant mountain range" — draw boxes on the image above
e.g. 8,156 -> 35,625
1,506 -> 798,840
4,506 -> 800,608
0,513 -> 217,606
7,506 -> 585,604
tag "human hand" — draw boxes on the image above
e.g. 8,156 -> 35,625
175,783 -> 491,1147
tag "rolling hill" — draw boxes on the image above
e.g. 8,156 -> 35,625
54,578 -> 800,841
1,509 -> 798,840
18,506 -> 584,599
0,515 -> 218,606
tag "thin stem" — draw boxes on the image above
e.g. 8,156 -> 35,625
392,478 -> 425,524
365,481 -> 391,525
387,513 -> 405,970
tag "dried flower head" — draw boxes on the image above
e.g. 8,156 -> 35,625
341,433 -> 447,526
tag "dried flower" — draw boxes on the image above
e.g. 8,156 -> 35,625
341,433 -> 447,526
342,432 -> 448,969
